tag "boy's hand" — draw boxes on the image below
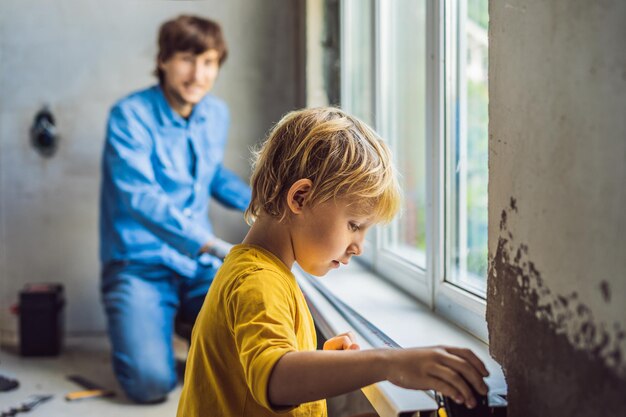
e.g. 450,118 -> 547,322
384,346 -> 489,409
323,331 -> 360,351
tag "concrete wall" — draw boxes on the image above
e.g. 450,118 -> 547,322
487,0 -> 626,415
0,0 -> 302,335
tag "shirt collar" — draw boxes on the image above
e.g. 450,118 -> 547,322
153,84 -> 211,128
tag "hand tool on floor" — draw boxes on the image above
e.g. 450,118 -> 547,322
0,394 -> 53,417
65,375 -> 115,401
0,373 -> 19,392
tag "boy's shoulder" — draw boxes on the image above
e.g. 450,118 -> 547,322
227,245 -> 291,272
221,245 -> 297,293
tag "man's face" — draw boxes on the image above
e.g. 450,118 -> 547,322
159,49 -> 221,115
291,198 -> 374,277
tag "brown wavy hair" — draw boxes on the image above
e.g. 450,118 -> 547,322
154,15 -> 228,85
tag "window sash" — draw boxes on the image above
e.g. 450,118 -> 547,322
340,0 -> 488,342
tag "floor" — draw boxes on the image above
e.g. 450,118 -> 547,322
0,335 -> 186,416
0,334 -> 378,417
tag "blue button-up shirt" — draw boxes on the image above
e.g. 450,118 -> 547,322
99,85 -> 251,278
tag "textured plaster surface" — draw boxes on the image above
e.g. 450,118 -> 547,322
488,0 -> 626,415
488,201 -> 626,414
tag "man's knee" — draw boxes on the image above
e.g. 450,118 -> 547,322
114,358 -> 176,403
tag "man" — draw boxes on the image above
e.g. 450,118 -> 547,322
99,15 -> 251,403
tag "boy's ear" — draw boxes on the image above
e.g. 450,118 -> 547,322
287,179 -> 313,214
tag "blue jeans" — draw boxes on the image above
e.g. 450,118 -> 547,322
101,261 -> 216,403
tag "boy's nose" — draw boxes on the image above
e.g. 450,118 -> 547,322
347,242 -> 362,256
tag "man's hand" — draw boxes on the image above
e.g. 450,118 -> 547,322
323,331 -> 360,351
200,238 -> 234,260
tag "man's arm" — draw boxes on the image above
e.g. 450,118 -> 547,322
209,164 -> 252,211
201,164 -> 252,259
268,346 -> 489,409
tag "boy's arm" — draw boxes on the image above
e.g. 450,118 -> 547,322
268,346 -> 489,409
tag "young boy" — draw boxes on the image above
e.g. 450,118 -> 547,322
177,108 -> 489,416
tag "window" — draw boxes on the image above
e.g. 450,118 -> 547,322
341,0 -> 489,340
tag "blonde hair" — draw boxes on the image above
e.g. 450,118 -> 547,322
245,107 -> 401,225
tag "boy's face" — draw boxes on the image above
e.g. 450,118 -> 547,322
159,48 -> 220,113
291,198 -> 374,276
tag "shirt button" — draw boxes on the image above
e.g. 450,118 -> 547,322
183,208 -> 192,217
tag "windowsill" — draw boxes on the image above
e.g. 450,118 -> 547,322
294,261 -> 507,417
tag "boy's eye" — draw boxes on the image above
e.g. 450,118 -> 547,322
349,222 -> 360,232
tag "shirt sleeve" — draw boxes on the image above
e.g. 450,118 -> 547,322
227,272 -> 298,412
104,103 -> 213,257
209,164 -> 252,211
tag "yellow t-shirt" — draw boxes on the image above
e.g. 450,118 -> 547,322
177,244 -> 327,417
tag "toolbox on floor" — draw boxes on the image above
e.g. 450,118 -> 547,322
18,283 -> 65,356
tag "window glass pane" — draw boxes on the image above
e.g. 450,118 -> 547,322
342,0 -> 375,125
380,0 -> 427,268
448,0 -> 489,296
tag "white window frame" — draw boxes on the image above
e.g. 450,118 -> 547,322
437,0 -> 488,341
340,0 -> 488,342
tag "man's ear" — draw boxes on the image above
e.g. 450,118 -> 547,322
286,179 -> 313,214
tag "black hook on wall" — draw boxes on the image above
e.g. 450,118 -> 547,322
31,106 -> 58,157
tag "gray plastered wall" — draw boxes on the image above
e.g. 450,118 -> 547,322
0,0 -> 302,335
487,0 -> 626,415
